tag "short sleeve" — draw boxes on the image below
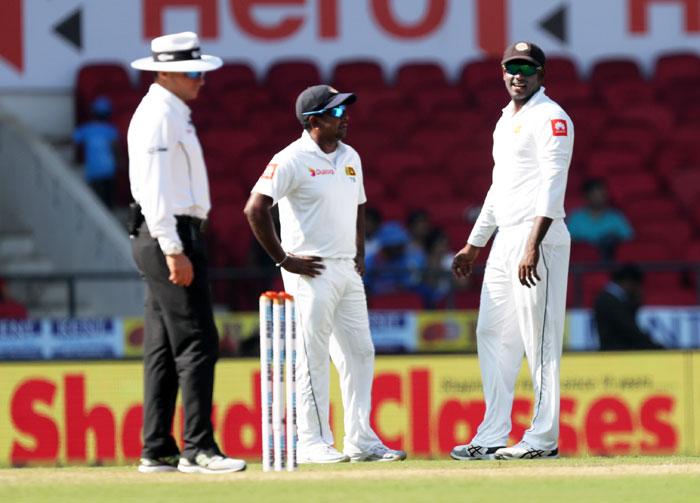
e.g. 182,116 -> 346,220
251,154 -> 298,204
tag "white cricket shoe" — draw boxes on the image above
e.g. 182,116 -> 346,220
177,453 -> 247,473
349,445 -> 407,462
298,445 -> 351,464
494,441 -> 559,460
137,455 -> 179,473
450,444 -> 504,461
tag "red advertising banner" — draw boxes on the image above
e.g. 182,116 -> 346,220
0,352 -> 694,466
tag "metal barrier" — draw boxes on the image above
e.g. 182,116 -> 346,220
3,262 -> 699,317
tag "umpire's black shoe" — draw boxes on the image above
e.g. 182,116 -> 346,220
450,444 -> 505,461
138,455 -> 179,473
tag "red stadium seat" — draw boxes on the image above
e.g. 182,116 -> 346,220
544,56 -> 580,83
625,197 -> 681,223
616,241 -> 674,262
653,53 -> 700,88
372,148 -> 433,182
545,81 -> 592,107
590,58 -> 643,90
369,291 -> 424,310
427,200 -> 470,228
198,128 -> 260,161
458,57 -> 501,93
375,199 -> 407,221
332,60 -> 385,89
586,149 -> 648,177
597,123 -> 659,159
363,178 -> 386,201
410,88 -> 466,117
606,172 -> 660,205
265,60 -> 321,106
635,221 -> 694,243
644,288 -> 698,306
395,62 -> 449,92
204,62 -> 257,92
668,169 -> 700,210
570,242 -> 601,263
395,175 -> 454,208
580,272 -> 610,307
599,80 -> 656,111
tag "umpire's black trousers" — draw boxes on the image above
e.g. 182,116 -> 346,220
131,217 -> 220,461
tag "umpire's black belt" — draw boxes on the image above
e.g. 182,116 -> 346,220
176,214 -> 208,233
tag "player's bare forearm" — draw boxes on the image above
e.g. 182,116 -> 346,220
452,243 -> 481,279
243,193 -> 286,263
518,216 -> 553,287
243,192 -> 325,277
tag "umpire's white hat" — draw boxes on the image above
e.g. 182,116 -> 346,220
130,31 -> 222,72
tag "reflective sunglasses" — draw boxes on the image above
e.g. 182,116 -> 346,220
302,104 -> 347,119
184,71 -> 204,79
503,63 -> 540,77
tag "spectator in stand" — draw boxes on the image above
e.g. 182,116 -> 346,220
594,263 -> 664,350
73,96 -> 120,209
364,221 -> 426,297
0,278 -> 28,319
364,207 -> 383,258
406,209 -> 433,255
421,228 -> 455,307
567,178 -> 633,261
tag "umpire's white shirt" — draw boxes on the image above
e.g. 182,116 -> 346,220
468,87 -> 574,246
252,130 -> 366,257
128,83 -> 211,255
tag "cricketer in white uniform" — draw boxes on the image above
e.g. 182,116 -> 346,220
450,42 -> 574,461
244,85 -> 407,463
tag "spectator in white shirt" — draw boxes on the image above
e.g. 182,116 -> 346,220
450,41 -> 574,461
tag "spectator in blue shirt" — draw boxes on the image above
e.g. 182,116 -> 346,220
73,96 -> 119,208
567,178 -> 633,261
365,221 -> 426,298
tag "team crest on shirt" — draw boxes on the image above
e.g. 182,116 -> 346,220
261,163 -> 278,179
513,125 -> 522,134
551,119 -> 568,136
345,166 -> 356,176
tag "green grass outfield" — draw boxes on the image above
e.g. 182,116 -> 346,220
2,457 -> 700,503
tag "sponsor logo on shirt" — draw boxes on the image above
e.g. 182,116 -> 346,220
147,146 -> 168,154
261,163 -> 278,179
345,166 -> 356,176
551,119 -> 568,136
308,167 -> 335,177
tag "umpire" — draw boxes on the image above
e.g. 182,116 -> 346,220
128,32 -> 245,474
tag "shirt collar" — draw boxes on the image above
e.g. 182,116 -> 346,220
148,83 -> 191,118
299,130 -> 345,156
503,86 -> 546,115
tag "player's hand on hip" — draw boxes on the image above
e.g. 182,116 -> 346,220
282,254 -> 325,277
166,253 -> 194,287
452,244 -> 480,279
518,247 -> 541,288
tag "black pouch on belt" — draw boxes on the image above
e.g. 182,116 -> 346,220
127,202 -> 145,238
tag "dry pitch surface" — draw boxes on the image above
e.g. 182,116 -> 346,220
2,457 -> 700,503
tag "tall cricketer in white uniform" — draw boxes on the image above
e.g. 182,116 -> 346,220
450,42 -> 574,461
244,85 -> 406,464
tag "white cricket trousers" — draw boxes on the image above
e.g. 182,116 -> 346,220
471,220 -> 570,450
281,258 -> 383,456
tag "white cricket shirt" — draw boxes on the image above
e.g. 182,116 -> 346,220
252,130 -> 366,258
468,87 -> 574,247
127,84 -> 211,255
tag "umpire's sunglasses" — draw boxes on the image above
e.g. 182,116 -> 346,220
184,71 -> 204,79
503,62 -> 541,77
302,104 -> 347,119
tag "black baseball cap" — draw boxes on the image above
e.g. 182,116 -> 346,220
295,84 -> 357,124
502,41 -> 546,67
